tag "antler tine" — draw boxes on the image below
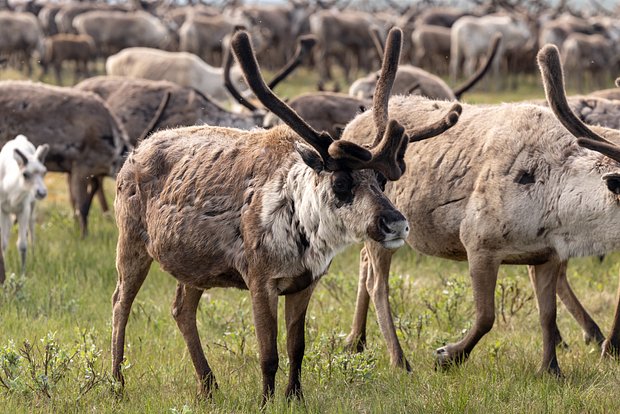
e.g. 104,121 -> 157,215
369,25 -> 384,58
453,33 -> 502,99
372,27 -> 402,147
224,26 -> 258,112
267,34 -> 317,90
537,44 -> 612,144
409,103 -> 462,142
577,138 -> 620,163
231,30 -> 334,164
330,120 -> 408,180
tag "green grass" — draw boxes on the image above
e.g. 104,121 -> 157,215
1,63 -> 620,413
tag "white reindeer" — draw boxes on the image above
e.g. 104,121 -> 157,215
0,135 -> 49,274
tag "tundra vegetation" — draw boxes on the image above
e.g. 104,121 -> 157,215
3,0 -> 620,412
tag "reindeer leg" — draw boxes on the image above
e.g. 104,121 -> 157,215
528,258 -> 562,376
602,270 -> 620,357
70,171 -> 94,237
16,206 -> 30,276
365,241 -> 410,370
554,261 -> 605,346
111,227 -> 152,389
435,253 -> 500,368
172,283 -> 217,397
284,281 -> 318,400
95,177 -> 110,214
345,246 -> 371,353
249,280 -> 279,406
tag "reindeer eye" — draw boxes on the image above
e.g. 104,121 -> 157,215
331,171 -> 354,206
22,172 -> 32,180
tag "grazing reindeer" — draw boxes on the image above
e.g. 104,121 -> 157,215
340,44 -> 620,377
111,28 -> 461,403
0,135 -> 48,275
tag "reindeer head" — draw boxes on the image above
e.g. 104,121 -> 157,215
12,135 -> 48,200
233,28 -> 460,249
232,29 -> 409,248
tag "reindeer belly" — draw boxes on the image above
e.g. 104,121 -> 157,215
145,203 -> 247,290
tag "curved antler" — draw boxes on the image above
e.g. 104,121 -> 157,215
369,26 -> 384,58
537,44 -> 612,144
232,31 -> 337,165
408,103 -> 462,143
330,120 -> 408,180
224,26 -> 258,112
136,90 -> 171,143
372,27 -> 402,146
453,33 -> 502,99
268,35 -> 317,90
577,138 -> 620,163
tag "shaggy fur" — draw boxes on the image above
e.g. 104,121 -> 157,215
111,28 -> 420,404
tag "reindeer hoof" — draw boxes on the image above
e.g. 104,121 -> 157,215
344,335 -> 366,354
537,363 -> 563,378
601,339 -> 620,359
583,329 -> 605,347
434,346 -> 453,370
434,345 -> 466,370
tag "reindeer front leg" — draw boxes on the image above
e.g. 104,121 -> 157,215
435,253 -> 500,368
16,203 -> 31,275
0,211 -> 11,255
284,281 -> 318,400
249,278 -> 279,406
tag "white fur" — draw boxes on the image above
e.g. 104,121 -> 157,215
0,134 -> 48,274
259,160 -> 365,280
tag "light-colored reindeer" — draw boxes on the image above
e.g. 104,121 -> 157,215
340,44 -> 620,377
0,134 -> 49,275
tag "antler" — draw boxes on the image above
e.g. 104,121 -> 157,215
224,26 -> 258,112
615,77 -> 620,88
537,44 -> 613,145
329,120 -> 408,180
408,103 -> 462,143
267,35 -> 317,90
232,30 -> 337,165
577,138 -> 620,163
453,33 -> 502,99
372,27 -> 402,146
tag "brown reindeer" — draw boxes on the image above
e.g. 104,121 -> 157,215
340,44 -> 620,376
111,28 -> 461,403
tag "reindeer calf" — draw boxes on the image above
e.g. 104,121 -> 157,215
0,135 -> 48,275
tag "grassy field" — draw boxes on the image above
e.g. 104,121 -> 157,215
1,63 -> 620,413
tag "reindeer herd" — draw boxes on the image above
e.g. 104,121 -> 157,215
3,0 -> 620,406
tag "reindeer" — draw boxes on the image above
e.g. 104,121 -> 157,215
0,135 -> 48,276
110,28 -> 461,404
350,31 -> 502,101
339,44 -> 620,377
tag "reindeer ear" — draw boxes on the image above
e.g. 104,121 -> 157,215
603,172 -> 620,195
14,148 -> 28,168
35,144 -> 49,164
294,141 -> 324,173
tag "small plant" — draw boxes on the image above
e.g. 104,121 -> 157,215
420,275 -> 471,331
2,272 -> 27,302
496,276 -> 533,324
0,330 -> 109,401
